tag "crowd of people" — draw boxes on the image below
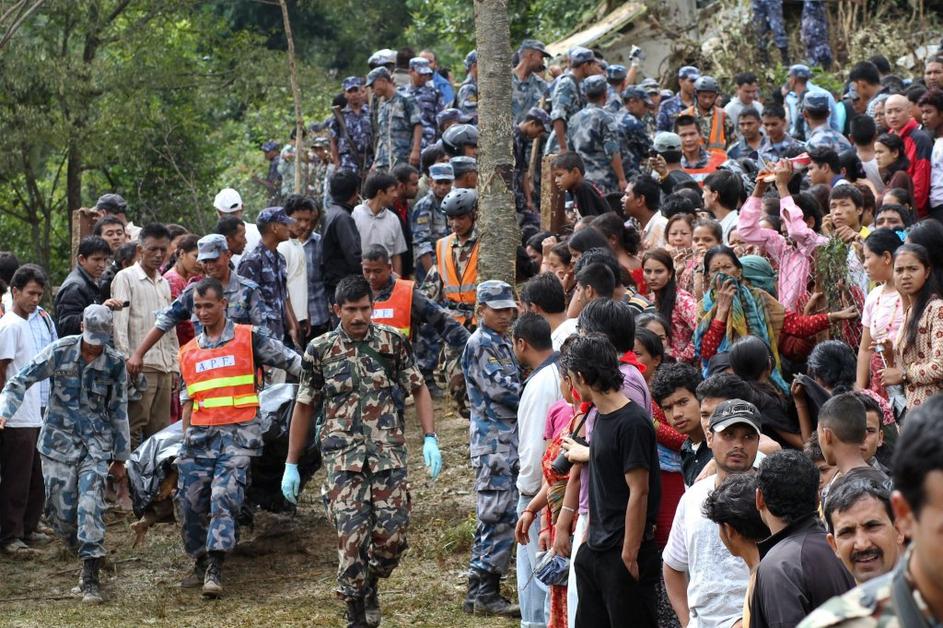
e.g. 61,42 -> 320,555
0,22 -> 942,628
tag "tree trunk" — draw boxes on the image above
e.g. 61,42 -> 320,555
278,0 -> 304,195
474,0 -> 518,286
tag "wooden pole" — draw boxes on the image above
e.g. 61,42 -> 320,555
540,154 -> 565,233
278,0 -> 304,195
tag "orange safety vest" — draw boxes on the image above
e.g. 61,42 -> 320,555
179,324 -> 259,426
372,278 -> 414,338
682,105 -> 728,152
683,150 -> 728,186
436,233 -> 479,325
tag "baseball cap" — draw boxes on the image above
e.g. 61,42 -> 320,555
342,76 -> 364,91
464,50 -> 478,69
95,193 -> 128,215
788,64 -> 812,80
257,207 -> 295,227
568,46 -> 595,66
660,89 -> 674,100
213,188 -> 243,213
653,131 -> 682,152
525,107 -> 552,133
639,77 -> 660,93
803,91 -> 831,114
368,49 -> 396,67
429,163 -> 455,181
409,57 -> 433,75
197,234 -> 228,262
708,399 -> 763,434
366,67 -> 391,87
311,136 -> 329,148
678,65 -> 700,80
622,86 -> 653,105
261,140 -> 279,152
436,108 -> 471,129
82,304 -> 113,346
450,156 -> 477,176
607,64 -> 628,82
477,280 -> 517,310
583,74 -> 608,97
519,39 -> 551,58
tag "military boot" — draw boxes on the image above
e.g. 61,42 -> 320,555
202,551 -> 224,598
345,597 -> 369,628
462,570 -> 481,614
364,576 -> 381,627
180,555 -> 209,588
474,572 -> 520,617
81,558 -> 103,604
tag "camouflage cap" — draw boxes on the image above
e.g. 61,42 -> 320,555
464,50 -> 478,69
311,136 -> 330,148
525,106 -> 551,133
788,64 -> 812,80
368,49 -> 396,67
639,77 -> 660,93
568,46 -> 595,66
477,280 -> 516,310
342,76 -> 364,91
429,163 -> 454,181
519,39 -> 551,58
436,108 -> 471,128
409,57 -> 433,75
677,65 -> 700,80
607,64 -> 628,82
803,91 -> 831,113
622,86 -> 653,105
197,234 -> 228,262
583,74 -> 608,97
449,156 -> 477,176
257,206 -> 295,227
261,140 -> 280,152
82,304 -> 113,346
366,66 -> 392,87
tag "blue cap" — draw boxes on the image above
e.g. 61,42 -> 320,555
607,64 -> 627,81
436,108 -> 471,128
639,77 -> 660,92
660,88 -> 674,100
525,106 -> 551,133
257,207 -> 295,227
622,86 -> 653,105
342,76 -> 364,91
677,65 -> 700,80
520,39 -> 551,57
788,64 -> 812,79
803,91 -> 831,113
582,74 -> 608,97
429,163 -> 455,181
568,46 -> 595,66
366,66 -> 391,87
409,57 -> 433,75
464,50 -> 478,69
197,234 -> 229,262
477,280 -> 516,309
449,156 -> 477,176
82,304 -> 113,346
261,140 -> 279,152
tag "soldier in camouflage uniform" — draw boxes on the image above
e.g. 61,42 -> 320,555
461,280 -> 522,618
545,46 -> 600,155
657,65 -> 700,132
617,87 -> 655,177
0,305 -> 128,604
512,39 -> 551,125
567,74 -> 626,196
281,274 -> 440,628
331,77 -> 374,176
174,277 -> 300,598
801,0 -> 833,70
605,64 -> 628,114
407,57 -> 445,150
456,50 -> 478,124
411,163 -> 454,282
367,67 -> 423,172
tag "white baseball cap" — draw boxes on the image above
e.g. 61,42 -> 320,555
213,188 -> 243,213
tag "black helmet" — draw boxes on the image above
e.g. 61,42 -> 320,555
441,188 -> 478,217
442,124 -> 478,156
694,76 -> 719,93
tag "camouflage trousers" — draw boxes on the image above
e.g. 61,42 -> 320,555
40,454 -> 109,559
802,0 -> 833,69
752,0 -> 787,49
469,453 -> 519,575
412,321 -> 444,385
326,465 -> 410,601
176,453 -> 249,558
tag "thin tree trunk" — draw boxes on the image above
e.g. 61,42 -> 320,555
474,0 -> 518,285
278,0 -> 304,195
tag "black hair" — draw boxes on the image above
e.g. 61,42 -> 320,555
651,362 -> 701,405
693,218 -> 723,243
893,395 -> 943,515
864,228 -> 904,258
78,236 -> 112,259
757,450 -> 820,525
896,243 -> 939,354
809,146 -> 841,174
856,183 -> 876,217
849,61 -> 881,86
793,192 -> 823,231
392,163 -> 419,184
762,102 -> 786,120
702,473 -> 771,541
115,242 -> 138,267
885,187 -> 913,209
849,114 -> 877,146
853,390 -> 884,421
804,430 -> 826,463
526,230 -> 552,252
552,152 -> 585,175
176,234 -> 200,254
592,212 -> 641,255
573,247 -> 624,286
92,215 -> 124,236
559,333 -> 624,393
575,263 -> 615,298
675,114 -> 700,134
10,263 -> 46,291
838,150 -> 866,182
738,106 -> 761,121
578,298 -> 636,353
636,311 -> 673,342
334,274 -> 373,306
512,311 -> 553,351
876,204 -> 913,228
364,173 -> 398,199
396,47 -> 414,69
703,170 -> 742,210
919,88 -> 943,111
823,472 -> 894,534
734,72 -> 758,86
641,248 -> 678,325
139,223 -> 171,242
729,336 -> 772,382
819,392 -> 867,445
215,216 -> 245,239
283,194 -> 320,215
868,55 -> 891,75
420,144 -> 447,175
363,244 -> 390,263
875,133 -> 910,180
676,187 -> 704,210
193,277 -> 225,300
635,327 -> 666,364
521,272 -> 566,314
695,373 -> 755,403
661,192 -> 697,218
906,84 -> 928,105
568,227 -> 611,255
166,224 -> 188,241
549,241 -> 572,267
628,174 -> 661,211
702,245 -> 742,276
807,340 -> 857,393
330,170 -> 361,203
0,252 -> 19,293
829,184 -> 864,209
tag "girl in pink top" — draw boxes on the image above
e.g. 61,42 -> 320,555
857,229 -> 904,399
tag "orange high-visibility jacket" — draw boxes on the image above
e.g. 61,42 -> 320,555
372,278 -> 414,337
179,324 -> 259,426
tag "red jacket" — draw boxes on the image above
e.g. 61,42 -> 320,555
895,118 -> 933,216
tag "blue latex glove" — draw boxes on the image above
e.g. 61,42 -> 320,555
281,463 -> 300,504
423,435 -> 442,479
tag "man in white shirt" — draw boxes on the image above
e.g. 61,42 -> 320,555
521,272 -> 573,351
724,72 -> 764,131
278,195 -> 312,338
663,399 -> 763,628
0,265 -> 50,555
214,187 -> 260,267
352,173 -> 408,275
920,89 -> 943,221
703,170 -> 742,243
512,312 -> 561,628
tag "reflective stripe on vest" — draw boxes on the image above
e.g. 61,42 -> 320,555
683,150 -> 728,185
179,323 -> 258,426
372,278 -> 414,338
436,233 -> 479,324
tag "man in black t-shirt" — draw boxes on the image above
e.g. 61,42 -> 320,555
560,334 -> 660,627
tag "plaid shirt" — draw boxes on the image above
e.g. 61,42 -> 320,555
27,306 -> 58,407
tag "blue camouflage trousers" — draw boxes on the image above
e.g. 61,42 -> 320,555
326,465 -> 410,601
752,0 -> 787,49
802,0 -> 833,69
40,454 -> 109,559
469,453 -> 519,575
412,322 -> 443,385
176,453 -> 249,558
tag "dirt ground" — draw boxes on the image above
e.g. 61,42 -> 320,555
0,401 -> 520,627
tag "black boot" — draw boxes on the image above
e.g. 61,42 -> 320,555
364,576 -> 381,627
202,551 -> 224,598
345,597 -> 369,628
779,46 -> 791,66
462,570 -> 481,614
180,555 -> 208,588
81,558 -> 103,604
473,572 -> 520,617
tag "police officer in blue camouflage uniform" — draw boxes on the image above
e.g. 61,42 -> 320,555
513,107 -> 551,219
175,277 -> 301,599
638,79 -> 661,136
457,50 -> 478,124
367,67 -> 423,172
803,92 -> 852,153
545,46 -> 601,155
802,0 -> 833,70
618,87 -> 655,177
512,39 -> 551,125
784,64 -> 844,140
461,280 -> 522,618
605,64 -> 628,113
0,304 -> 128,604
657,65 -> 699,132
411,163 -> 454,281
331,76 -> 374,176
407,57 -> 445,150
753,0 -> 790,65
436,108 -> 471,135
567,74 -> 626,196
